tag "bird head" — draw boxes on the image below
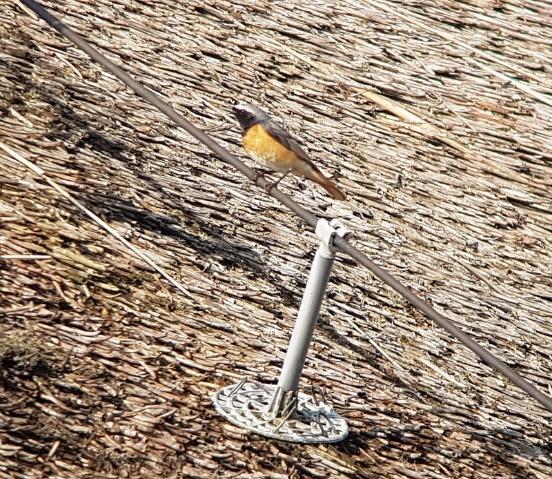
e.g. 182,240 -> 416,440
232,102 -> 269,131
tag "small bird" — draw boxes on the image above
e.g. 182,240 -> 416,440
232,103 -> 346,200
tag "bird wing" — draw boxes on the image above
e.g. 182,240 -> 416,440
261,119 -> 346,200
262,119 -> 314,164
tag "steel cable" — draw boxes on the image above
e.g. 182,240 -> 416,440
19,0 -> 552,411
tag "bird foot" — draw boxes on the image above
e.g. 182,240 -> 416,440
265,170 -> 292,195
264,181 -> 278,194
252,168 -> 271,183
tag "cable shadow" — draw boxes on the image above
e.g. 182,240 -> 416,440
4,46 -> 301,308
334,429 -> 542,478
81,191 -> 264,273
319,319 -> 550,466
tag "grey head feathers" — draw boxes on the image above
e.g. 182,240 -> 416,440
232,102 -> 270,131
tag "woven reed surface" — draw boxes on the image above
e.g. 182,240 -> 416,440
1,0 -> 551,477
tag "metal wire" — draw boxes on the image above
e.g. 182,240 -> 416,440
19,0 -> 552,412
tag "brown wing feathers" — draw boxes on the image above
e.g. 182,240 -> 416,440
262,120 -> 346,200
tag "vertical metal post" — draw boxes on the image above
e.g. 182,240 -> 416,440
214,219 -> 350,442
276,242 -> 335,392
269,219 -> 349,417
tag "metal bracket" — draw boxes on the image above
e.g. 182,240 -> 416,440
315,218 -> 351,258
213,380 -> 348,443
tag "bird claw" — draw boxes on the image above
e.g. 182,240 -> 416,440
252,169 -> 270,183
265,170 -> 292,195
264,181 -> 277,194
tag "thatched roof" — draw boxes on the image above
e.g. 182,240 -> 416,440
1,0 -> 551,477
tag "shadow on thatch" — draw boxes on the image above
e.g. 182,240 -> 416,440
1,0 -> 551,477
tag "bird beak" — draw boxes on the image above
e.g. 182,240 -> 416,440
231,105 -> 240,116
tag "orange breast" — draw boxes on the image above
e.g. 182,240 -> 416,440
242,124 -> 299,172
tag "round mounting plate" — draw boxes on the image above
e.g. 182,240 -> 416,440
213,380 -> 348,443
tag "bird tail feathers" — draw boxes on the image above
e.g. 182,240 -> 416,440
306,166 -> 346,200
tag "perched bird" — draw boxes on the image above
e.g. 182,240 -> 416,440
231,103 -> 346,200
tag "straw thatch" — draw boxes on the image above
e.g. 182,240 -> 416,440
1,0 -> 551,477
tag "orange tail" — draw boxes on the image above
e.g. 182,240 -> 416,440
308,167 -> 346,200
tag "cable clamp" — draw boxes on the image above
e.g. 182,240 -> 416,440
315,219 -> 351,258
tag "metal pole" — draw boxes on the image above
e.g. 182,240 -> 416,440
214,219 -> 350,442
277,244 -> 335,392
268,220 -> 350,417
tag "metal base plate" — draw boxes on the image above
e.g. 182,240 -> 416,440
213,380 -> 348,443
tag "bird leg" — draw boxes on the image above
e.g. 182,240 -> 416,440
265,169 -> 292,194
251,168 -> 271,183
